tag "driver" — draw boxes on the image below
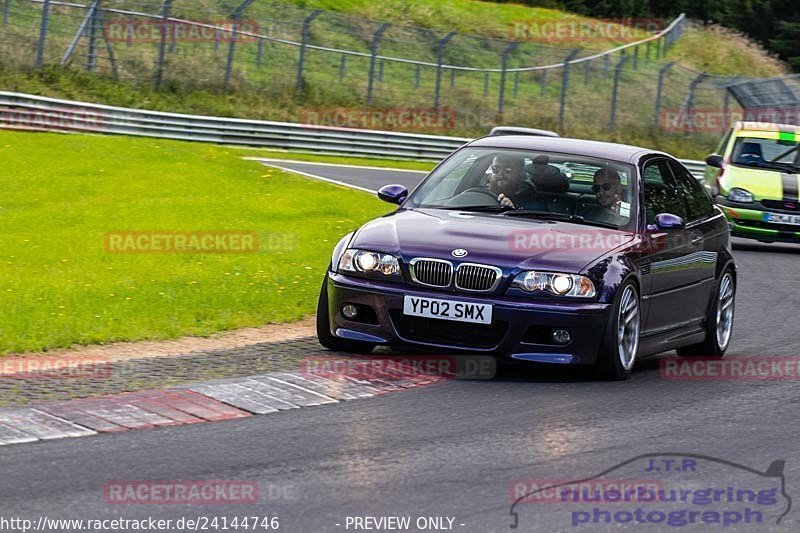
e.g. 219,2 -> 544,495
488,154 -> 535,209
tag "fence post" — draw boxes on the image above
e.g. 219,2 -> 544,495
583,60 -> 591,85
87,2 -> 99,71
3,0 -> 10,24
683,73 -> 708,132
609,55 -> 630,131
61,0 -> 98,66
155,0 -> 173,90
434,31 -> 455,111
540,69 -> 547,95
414,64 -> 420,88
295,9 -> 322,93
256,38 -> 264,67
225,0 -> 256,90
366,23 -> 390,104
558,48 -> 580,132
35,0 -> 52,68
653,61 -> 675,126
633,46 -> 639,70
450,69 -> 455,88
484,72 -> 489,96
498,41 -> 518,116
339,55 -> 346,82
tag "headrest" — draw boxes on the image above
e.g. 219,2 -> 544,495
528,157 -> 569,193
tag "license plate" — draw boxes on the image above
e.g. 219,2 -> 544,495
403,296 -> 492,325
764,212 -> 800,225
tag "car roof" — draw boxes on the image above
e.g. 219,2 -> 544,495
734,121 -> 800,135
466,135 -> 665,164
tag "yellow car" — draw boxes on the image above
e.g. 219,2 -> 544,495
704,121 -> 800,243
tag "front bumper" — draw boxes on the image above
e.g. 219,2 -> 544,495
325,272 -> 612,366
716,197 -> 800,243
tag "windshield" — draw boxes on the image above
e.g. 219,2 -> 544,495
731,136 -> 800,173
407,147 -> 637,230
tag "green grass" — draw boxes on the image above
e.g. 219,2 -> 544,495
0,130 -> 392,355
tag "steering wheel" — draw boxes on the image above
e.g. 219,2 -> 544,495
737,154 -> 762,166
443,187 -> 500,207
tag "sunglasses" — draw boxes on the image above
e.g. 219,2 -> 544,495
491,165 -> 516,175
592,182 -> 615,193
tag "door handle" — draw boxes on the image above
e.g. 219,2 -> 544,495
691,234 -> 703,246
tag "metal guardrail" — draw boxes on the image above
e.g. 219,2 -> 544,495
0,91 -> 706,176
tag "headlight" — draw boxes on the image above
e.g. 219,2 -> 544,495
511,271 -> 596,298
339,249 -> 400,277
728,188 -> 754,203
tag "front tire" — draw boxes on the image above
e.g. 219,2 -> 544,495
677,268 -> 735,358
595,281 -> 640,381
316,276 -> 375,354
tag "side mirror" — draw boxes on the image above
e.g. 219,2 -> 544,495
377,184 -> 408,205
705,154 -> 724,168
655,213 -> 685,230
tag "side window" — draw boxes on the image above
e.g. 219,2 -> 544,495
642,159 -> 687,225
669,160 -> 715,221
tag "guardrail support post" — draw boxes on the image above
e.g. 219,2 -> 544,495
366,22 -> 390,104
434,31 -> 455,111
155,0 -> 173,90
35,0 -> 52,68
609,55 -> 630,131
295,9 -> 322,93
558,48 -> 580,132
653,61 -> 675,126
225,0 -> 257,90
498,41 -> 518,116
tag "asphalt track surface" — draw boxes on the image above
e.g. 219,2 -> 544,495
2,163 -> 800,532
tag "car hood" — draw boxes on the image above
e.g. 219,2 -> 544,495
722,165 -> 800,201
350,208 -> 636,274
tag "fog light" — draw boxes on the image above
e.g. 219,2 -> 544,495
552,329 -> 571,345
341,304 -> 358,319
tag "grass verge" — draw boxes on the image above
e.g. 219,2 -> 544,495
0,130 -> 391,354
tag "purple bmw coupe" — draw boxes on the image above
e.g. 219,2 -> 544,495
316,136 -> 736,380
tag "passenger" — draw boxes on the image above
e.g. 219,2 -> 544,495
580,168 -> 629,226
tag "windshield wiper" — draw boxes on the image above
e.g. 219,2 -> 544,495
503,210 -> 619,229
426,204 -> 516,212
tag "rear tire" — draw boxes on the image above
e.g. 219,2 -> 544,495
677,268 -> 735,358
316,276 -> 375,354
594,281 -> 640,381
